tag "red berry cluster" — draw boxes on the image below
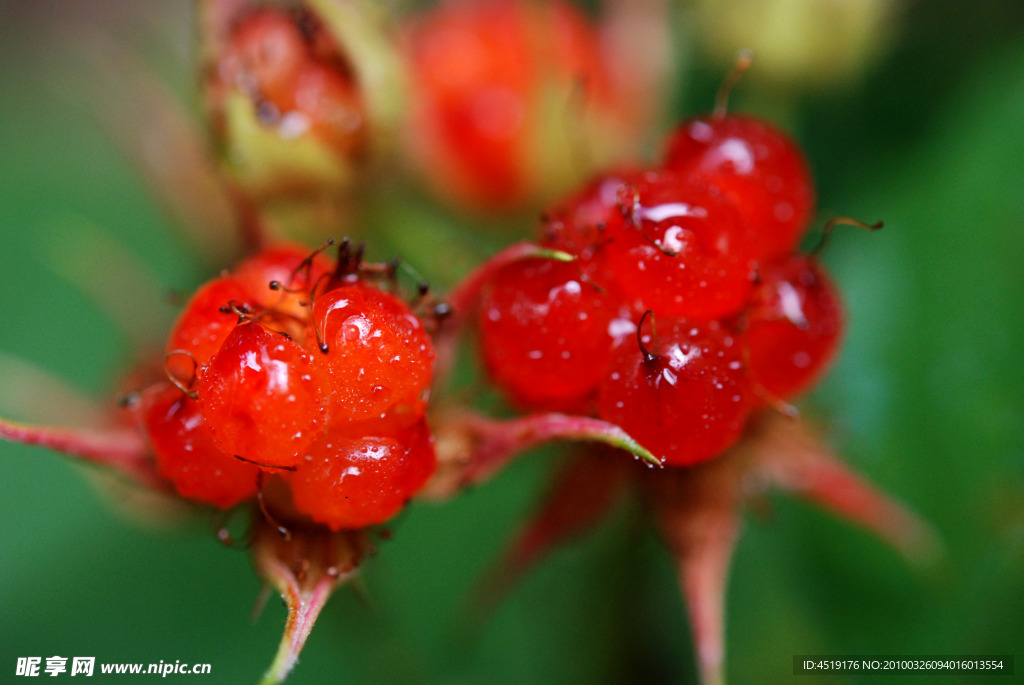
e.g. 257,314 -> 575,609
136,243 -> 436,529
478,112 -> 847,467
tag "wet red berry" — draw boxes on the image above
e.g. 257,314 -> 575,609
165,276 -> 254,385
234,242 -> 334,328
598,315 -> 752,467
287,419 -> 436,530
197,321 -> 327,470
604,170 -> 757,319
478,257 -> 618,411
746,256 -> 844,400
235,243 -> 332,300
309,284 -> 435,423
143,385 -> 259,508
541,172 -> 631,251
663,114 -> 815,261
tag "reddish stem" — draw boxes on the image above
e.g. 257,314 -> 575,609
253,524 -> 365,685
0,416 -> 159,489
453,411 -> 660,488
650,464 -> 741,685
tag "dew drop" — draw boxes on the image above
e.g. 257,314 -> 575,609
774,202 -> 795,222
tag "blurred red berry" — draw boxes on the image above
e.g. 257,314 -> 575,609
664,114 -> 815,261
403,0 -> 635,210
234,243 -> 333,305
537,169 -> 639,295
214,6 -> 366,156
165,276 -> 254,383
478,257 -> 618,412
746,255 -> 844,400
142,384 -> 260,508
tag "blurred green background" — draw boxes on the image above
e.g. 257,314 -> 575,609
1,1 -> 1022,683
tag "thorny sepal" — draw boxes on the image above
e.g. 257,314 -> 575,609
465,448 -> 632,622
738,412 -> 942,564
646,449 -> 742,685
645,411 -> 940,685
423,410 -> 661,499
252,520 -> 366,685
0,415 -> 161,490
458,412 -> 939,685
